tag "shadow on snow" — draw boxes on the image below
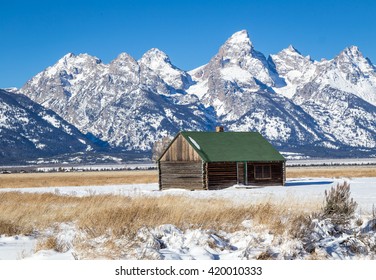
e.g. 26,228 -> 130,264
285,180 -> 334,187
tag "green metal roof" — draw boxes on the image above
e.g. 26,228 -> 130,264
180,131 -> 285,162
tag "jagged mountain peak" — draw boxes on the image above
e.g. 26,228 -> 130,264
42,53 -> 103,79
201,29 -> 284,88
342,45 -> 361,56
283,45 -> 303,56
56,52 -> 76,67
108,52 -> 139,76
307,44 -> 376,106
139,48 -> 192,90
333,45 -> 376,74
218,30 -> 254,60
334,46 -> 376,70
57,52 -> 102,66
139,48 -> 174,72
274,45 -> 312,62
110,52 -> 138,67
287,44 -> 298,52
225,30 -> 253,48
62,52 -> 76,59
336,45 -> 365,62
115,52 -> 136,61
140,48 -> 171,65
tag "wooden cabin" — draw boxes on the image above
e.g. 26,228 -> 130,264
157,129 -> 286,190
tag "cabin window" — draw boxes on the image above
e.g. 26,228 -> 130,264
254,165 -> 271,179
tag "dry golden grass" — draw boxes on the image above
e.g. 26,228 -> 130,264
287,166 -> 376,178
0,170 -> 157,189
1,165 -> 374,190
0,192 -> 318,239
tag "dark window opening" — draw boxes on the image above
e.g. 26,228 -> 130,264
254,165 -> 271,179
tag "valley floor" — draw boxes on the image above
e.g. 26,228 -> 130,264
1,173 -> 376,260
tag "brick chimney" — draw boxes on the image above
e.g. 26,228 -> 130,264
215,126 -> 224,132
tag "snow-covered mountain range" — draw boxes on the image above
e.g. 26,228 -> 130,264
13,30 -> 376,160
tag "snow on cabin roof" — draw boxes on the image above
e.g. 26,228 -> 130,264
178,131 -> 285,162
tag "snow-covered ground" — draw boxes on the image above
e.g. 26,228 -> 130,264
1,177 -> 376,260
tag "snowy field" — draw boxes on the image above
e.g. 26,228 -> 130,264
1,177 -> 376,260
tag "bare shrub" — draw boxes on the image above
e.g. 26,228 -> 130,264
256,251 -> 274,260
289,214 -> 312,239
322,182 -> 357,225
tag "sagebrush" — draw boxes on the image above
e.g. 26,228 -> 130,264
322,181 -> 357,225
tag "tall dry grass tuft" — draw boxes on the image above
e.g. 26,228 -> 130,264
35,237 -> 64,253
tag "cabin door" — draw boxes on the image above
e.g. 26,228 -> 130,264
237,162 -> 247,185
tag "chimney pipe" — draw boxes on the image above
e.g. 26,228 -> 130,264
216,126 -> 224,132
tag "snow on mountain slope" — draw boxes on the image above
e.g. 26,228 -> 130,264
314,46 -> 376,106
214,30 -> 284,87
268,45 -> 316,98
189,30 -> 285,117
186,30 -> 328,149
270,44 -> 376,149
0,89 -> 96,164
191,30 -> 285,93
270,45 -> 376,106
187,30 -> 376,154
20,51 -> 214,152
294,84 -> 376,148
224,92 -> 331,147
139,48 -> 193,91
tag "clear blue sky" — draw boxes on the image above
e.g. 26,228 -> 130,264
1,0 -> 376,88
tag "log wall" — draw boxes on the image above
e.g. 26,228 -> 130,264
207,162 -> 238,190
160,135 -> 201,162
159,161 -> 203,190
